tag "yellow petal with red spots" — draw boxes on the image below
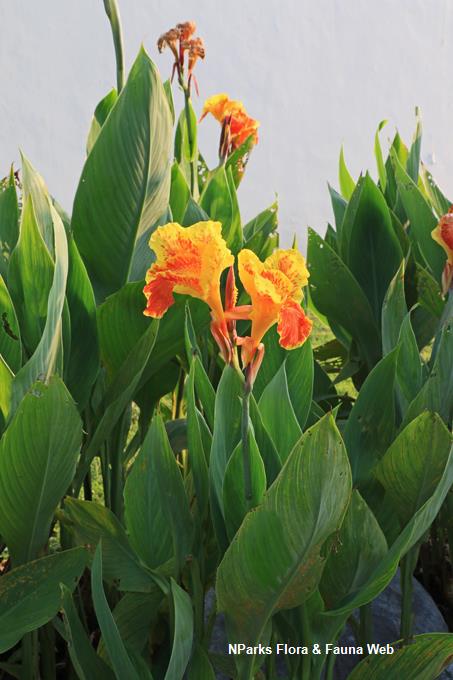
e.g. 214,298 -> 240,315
237,248 -> 311,363
200,93 -> 245,122
143,221 -> 234,320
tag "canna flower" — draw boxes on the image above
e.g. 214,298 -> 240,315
157,21 -> 204,93
432,206 -> 453,294
143,221 -> 235,362
157,28 -> 180,62
200,94 -> 259,156
232,249 -> 312,373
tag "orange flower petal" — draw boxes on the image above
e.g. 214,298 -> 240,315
432,208 -> 453,265
277,300 -> 313,349
265,249 -> 309,298
143,276 -> 175,318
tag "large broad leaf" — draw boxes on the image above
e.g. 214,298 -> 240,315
7,196 -> 54,355
0,175 -> 19,279
307,229 -> 380,369
124,414 -> 193,574
60,584 -> 115,680
9,203 -> 68,416
390,148 -> 444,281
91,544 -> 140,680
0,377 -> 82,565
0,275 -> 21,372
65,235 -> 99,409
348,633 -> 453,680
325,429 -> 453,615
0,548 -> 87,653
72,47 -> 172,301
340,174 -> 402,321
376,412 -> 452,527
216,414 -> 352,667
320,491 -> 387,610
344,348 -> 399,486
61,499 -> 158,592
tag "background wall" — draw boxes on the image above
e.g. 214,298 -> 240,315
0,0 -> 451,249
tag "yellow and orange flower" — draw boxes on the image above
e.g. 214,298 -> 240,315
432,206 -> 453,294
234,249 -> 312,368
143,221 -> 234,361
200,94 -> 260,152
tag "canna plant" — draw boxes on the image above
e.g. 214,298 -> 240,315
0,2 -> 452,680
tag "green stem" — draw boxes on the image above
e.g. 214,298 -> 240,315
300,605 -> 312,680
103,0 -> 125,93
400,545 -> 419,644
39,623 -> 56,680
21,631 -> 39,680
359,603 -> 373,652
183,87 -> 197,197
325,652 -> 336,680
241,380 -> 252,508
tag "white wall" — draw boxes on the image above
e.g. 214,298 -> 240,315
1,0 -> 452,250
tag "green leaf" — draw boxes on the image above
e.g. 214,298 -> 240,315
403,319 -> 453,428
91,543 -> 140,680
406,106 -> 422,183
348,633 -> 453,680
98,591 -> 162,662
186,363 -> 209,519
188,646 -> 216,680
124,414 -> 192,573
169,162 -> 190,223
321,491 -> 387,610
0,356 -> 13,432
61,499 -> 158,592
381,261 -> 406,355
86,89 -> 118,154
0,275 -> 21,372
0,377 -> 82,565
163,80 -> 175,124
72,47 -> 172,301
243,202 -> 278,257
0,178 -> 19,279
376,412 -> 452,526
415,264 -> 445,319
217,415 -> 352,659
223,430 -> 266,540
200,165 -> 242,254
340,174 -> 403,321
0,548 -> 87,653
307,229 -> 380,369
344,348 -> 398,486
10,203 -> 68,416
182,197 -> 209,226
339,145 -> 355,200
286,340 -> 314,430
259,362 -> 302,463
20,153 -> 54,253
174,102 -> 198,190
74,320 -> 159,492
60,583 -> 115,680
390,148 -> 444,281
374,119 -> 388,191
396,311 -> 423,409
165,579 -> 193,680
328,185 -> 347,234
8,196 -> 54,354
65,235 -> 99,408
326,434 -> 453,615
209,366 -> 243,550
